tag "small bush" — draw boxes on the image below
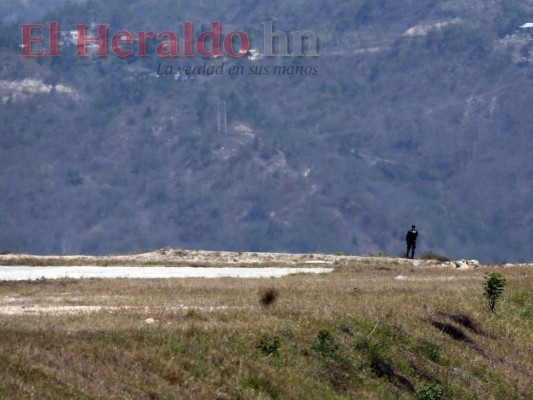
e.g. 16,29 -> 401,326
257,334 -> 281,356
484,273 -> 506,312
420,251 -> 451,262
418,342 -> 441,362
415,384 -> 444,400
312,330 -> 339,357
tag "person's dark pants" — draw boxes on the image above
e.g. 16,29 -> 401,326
406,242 -> 416,259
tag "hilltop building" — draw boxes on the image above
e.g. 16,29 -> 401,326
519,23 -> 533,33
60,30 -> 79,45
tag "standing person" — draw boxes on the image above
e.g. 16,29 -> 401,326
405,225 -> 418,259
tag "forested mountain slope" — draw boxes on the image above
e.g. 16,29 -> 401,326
0,0 -> 532,262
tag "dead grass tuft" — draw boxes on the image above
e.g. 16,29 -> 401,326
430,320 -> 485,355
259,288 -> 278,307
438,312 -> 485,336
370,356 -> 415,392
315,358 -> 353,393
430,320 -> 469,341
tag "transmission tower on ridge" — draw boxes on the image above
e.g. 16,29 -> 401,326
217,100 -> 227,135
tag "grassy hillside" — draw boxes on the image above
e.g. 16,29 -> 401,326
0,261 -> 531,399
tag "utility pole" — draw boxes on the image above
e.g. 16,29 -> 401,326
217,100 -> 227,135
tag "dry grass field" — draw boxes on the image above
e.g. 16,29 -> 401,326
0,255 -> 531,399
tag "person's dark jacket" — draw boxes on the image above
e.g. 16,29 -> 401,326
406,229 -> 418,244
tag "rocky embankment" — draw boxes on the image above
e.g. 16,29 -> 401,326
0,248 -> 531,269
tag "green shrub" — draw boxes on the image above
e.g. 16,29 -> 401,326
312,330 -> 339,357
257,334 -> 281,356
418,342 -> 441,363
484,273 -> 506,312
415,384 -> 444,400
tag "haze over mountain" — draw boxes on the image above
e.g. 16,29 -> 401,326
0,0 -> 532,262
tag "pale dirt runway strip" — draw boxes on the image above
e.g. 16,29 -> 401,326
0,266 -> 334,281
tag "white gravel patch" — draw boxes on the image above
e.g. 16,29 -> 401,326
0,305 -> 114,316
304,260 -> 333,264
394,275 -> 478,282
0,266 -> 333,281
